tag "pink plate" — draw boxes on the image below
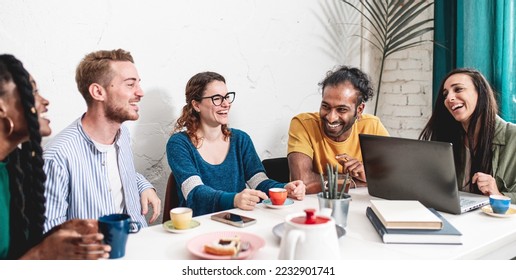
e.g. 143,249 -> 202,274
187,231 -> 265,260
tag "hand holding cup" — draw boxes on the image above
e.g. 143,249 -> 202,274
98,213 -> 141,259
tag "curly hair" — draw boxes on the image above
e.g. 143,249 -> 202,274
75,49 -> 134,106
0,54 -> 46,259
419,68 -> 498,194
319,65 -> 374,106
173,71 -> 231,146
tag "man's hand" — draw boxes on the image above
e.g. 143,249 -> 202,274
284,180 -> 306,200
336,153 -> 366,183
141,188 -> 161,223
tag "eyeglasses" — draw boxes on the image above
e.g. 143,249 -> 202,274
201,92 -> 236,106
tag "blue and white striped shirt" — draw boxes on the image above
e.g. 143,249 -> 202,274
43,117 -> 152,232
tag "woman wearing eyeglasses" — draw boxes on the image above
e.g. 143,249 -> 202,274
167,71 -> 305,216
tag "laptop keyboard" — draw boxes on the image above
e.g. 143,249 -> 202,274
460,197 -> 478,207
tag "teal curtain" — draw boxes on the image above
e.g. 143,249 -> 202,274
433,0 -> 516,123
432,0 -> 456,103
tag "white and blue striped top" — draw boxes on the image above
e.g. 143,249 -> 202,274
43,117 -> 152,232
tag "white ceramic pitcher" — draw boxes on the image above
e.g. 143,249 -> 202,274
278,208 -> 340,260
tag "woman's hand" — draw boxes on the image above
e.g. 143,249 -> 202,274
20,219 -> 111,260
284,180 -> 306,200
234,189 -> 268,210
473,172 -> 501,196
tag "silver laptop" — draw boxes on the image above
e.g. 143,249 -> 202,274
359,134 -> 489,214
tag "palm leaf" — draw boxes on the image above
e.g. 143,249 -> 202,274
388,2 -> 433,39
387,39 -> 435,56
389,0 -> 420,28
362,0 -> 387,40
339,0 -> 434,115
343,0 -> 384,41
387,25 -> 434,56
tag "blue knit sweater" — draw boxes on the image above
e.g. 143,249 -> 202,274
166,128 -> 285,216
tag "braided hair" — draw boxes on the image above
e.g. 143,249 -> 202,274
0,54 -> 46,259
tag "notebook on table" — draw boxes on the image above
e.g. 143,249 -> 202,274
359,134 -> 489,214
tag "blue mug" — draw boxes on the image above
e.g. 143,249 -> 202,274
98,213 -> 141,259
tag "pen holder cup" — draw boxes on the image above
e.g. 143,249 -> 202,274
317,193 -> 351,228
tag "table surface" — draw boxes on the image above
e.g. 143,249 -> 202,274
124,187 -> 516,260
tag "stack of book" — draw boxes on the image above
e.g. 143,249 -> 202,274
366,200 -> 462,245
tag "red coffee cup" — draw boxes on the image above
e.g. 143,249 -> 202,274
269,188 -> 287,205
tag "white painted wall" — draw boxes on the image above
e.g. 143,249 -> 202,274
1,0 -> 432,224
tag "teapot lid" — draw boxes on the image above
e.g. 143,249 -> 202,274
290,209 -> 330,225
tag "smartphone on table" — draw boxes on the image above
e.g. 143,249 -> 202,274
211,212 -> 257,228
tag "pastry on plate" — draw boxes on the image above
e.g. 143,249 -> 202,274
203,236 -> 241,256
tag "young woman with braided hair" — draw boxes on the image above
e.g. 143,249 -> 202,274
0,54 -> 110,259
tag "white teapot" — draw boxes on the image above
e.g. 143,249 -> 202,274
278,208 -> 341,260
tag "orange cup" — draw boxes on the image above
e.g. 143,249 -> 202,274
269,188 -> 287,205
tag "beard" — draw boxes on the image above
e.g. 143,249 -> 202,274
323,113 -> 357,140
105,102 -> 139,123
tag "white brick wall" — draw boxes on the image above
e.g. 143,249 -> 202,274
361,0 -> 433,138
381,44 -> 433,139
364,6 -> 434,139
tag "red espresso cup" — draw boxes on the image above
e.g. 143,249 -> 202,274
269,188 -> 288,205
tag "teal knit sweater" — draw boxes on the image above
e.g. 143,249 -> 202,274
167,129 -> 284,216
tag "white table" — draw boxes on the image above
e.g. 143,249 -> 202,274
124,187 -> 516,259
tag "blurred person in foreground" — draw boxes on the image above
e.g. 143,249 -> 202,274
0,54 -> 109,259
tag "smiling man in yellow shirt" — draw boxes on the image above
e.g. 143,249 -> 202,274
288,66 -> 389,194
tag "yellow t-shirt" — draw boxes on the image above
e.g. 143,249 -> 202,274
287,112 -> 389,175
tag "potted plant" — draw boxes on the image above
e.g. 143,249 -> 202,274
318,164 -> 352,227
340,0 -> 435,115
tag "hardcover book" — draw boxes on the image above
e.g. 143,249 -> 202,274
366,207 -> 462,245
370,200 -> 443,229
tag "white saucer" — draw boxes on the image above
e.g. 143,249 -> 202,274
163,219 -> 200,233
481,205 -> 516,218
263,198 -> 294,209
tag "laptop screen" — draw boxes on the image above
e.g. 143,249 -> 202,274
359,134 -> 464,214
